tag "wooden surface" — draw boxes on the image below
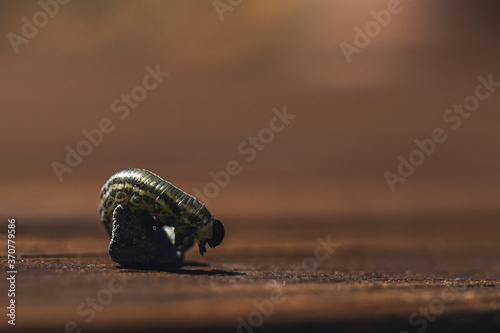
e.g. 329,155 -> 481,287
2,211 -> 500,333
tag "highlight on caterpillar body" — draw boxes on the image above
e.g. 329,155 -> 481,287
99,168 -> 225,267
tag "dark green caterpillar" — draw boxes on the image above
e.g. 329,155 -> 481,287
99,168 -> 224,256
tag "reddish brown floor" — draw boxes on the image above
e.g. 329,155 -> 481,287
1,211 -> 500,333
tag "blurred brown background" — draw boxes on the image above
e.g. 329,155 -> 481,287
1,0 -> 500,221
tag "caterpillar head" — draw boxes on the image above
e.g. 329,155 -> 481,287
208,219 -> 225,248
195,219 -> 225,256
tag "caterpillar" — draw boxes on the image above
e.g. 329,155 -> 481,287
99,168 -> 224,259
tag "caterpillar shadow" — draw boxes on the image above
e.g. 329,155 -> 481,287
117,261 -> 246,276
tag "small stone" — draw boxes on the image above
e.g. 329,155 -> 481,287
108,205 -> 188,268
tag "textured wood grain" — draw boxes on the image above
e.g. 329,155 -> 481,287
1,212 -> 500,333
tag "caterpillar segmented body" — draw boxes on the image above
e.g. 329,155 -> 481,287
99,168 -> 224,257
